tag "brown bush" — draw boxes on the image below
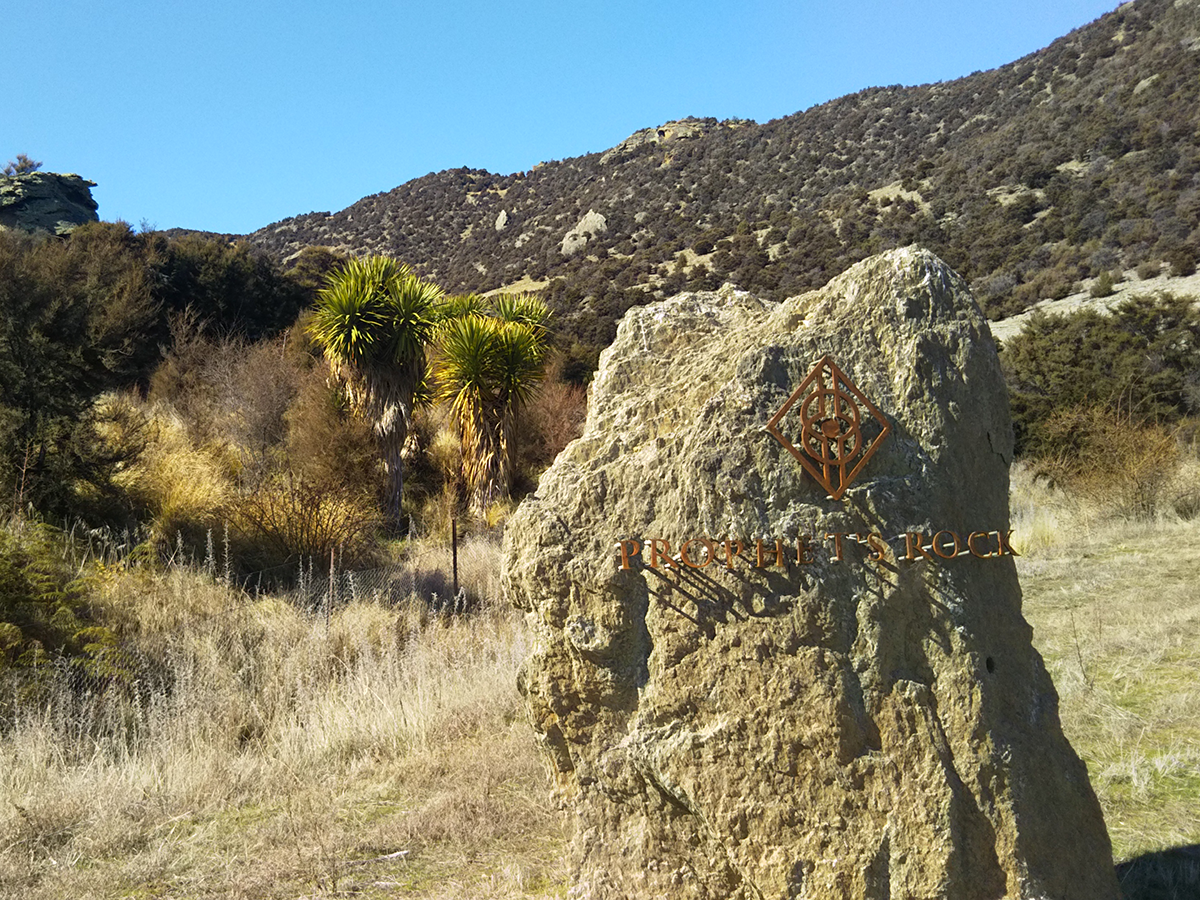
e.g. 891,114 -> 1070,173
1035,407 -> 1181,520
284,368 -> 378,498
518,364 -> 588,477
227,474 -> 381,572
150,324 -> 304,480
1136,260 -> 1161,280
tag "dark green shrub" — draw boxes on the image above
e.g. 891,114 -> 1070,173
1167,245 -> 1197,278
0,521 -> 116,673
1090,271 -> 1115,298
149,234 -> 309,341
1002,292 -> 1200,457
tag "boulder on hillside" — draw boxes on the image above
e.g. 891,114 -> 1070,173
561,209 -> 607,257
0,172 -> 99,235
503,247 -> 1119,899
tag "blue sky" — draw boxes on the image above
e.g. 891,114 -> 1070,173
6,0 -> 1122,235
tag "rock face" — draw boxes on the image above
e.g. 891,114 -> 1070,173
0,172 -> 99,234
561,209 -> 607,256
598,117 -> 753,164
503,248 -> 1119,899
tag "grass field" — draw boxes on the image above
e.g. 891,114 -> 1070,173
1012,468 -> 1200,896
0,547 -> 568,899
2,476 -> 1198,898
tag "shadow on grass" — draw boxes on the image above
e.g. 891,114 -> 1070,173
1118,844 -> 1200,900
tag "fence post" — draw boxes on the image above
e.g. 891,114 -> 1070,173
326,546 -> 335,630
452,516 -> 459,598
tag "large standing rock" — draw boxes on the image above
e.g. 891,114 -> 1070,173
0,172 -> 99,235
503,248 -> 1119,899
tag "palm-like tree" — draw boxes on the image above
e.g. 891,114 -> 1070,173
307,256 -> 442,530
434,294 -> 550,514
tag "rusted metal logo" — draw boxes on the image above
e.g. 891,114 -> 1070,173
765,356 -> 890,500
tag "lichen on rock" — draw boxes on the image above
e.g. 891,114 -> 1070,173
502,247 -> 1119,899
0,172 -> 99,235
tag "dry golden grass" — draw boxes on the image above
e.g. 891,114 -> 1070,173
7,464 -> 1200,898
111,403 -> 233,544
0,549 -> 566,899
1015,468 -> 1200,864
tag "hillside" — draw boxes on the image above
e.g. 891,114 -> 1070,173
246,0 -> 1200,356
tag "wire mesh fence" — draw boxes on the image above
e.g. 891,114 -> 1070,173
282,534 -> 503,615
60,517 -> 505,614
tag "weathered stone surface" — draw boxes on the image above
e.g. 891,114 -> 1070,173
0,172 -> 99,234
503,248 -> 1119,899
561,209 -> 607,256
599,117 -> 754,164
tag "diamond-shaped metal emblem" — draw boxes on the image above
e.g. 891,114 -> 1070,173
765,356 -> 891,500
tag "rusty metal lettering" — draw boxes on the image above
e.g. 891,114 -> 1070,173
617,539 -> 642,570
905,532 -> 934,561
967,531 -> 997,558
680,538 -> 716,569
825,531 -> 850,561
996,530 -> 1021,557
649,538 -> 679,569
755,539 -> 787,568
618,528 -> 1012,570
796,535 -> 817,564
932,530 -> 962,559
864,532 -> 888,562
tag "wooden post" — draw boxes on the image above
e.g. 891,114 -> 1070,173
327,545 -> 335,630
452,516 -> 459,599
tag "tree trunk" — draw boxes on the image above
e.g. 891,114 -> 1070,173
379,424 -> 406,534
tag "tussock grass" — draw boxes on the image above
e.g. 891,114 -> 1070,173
1010,463 -> 1082,557
1017,472 -> 1200,866
112,405 -> 234,543
7,468 -> 1200,898
0,544 -> 566,899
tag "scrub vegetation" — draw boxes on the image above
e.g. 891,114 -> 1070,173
245,0 -> 1200,382
1012,467 -> 1200,897
1,218 -> 1199,900
0,532 -> 568,899
0,469 -> 1198,898
4,1 -> 1200,892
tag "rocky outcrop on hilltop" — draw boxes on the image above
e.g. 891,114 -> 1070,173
503,247 -> 1119,899
598,117 -> 751,164
0,172 -> 99,235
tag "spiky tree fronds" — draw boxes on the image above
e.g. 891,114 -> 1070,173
437,293 -> 490,322
492,293 -> 553,340
433,296 -> 551,515
435,314 -> 503,512
306,256 -> 398,370
307,255 -> 442,530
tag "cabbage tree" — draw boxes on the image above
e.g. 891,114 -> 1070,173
435,294 -> 550,514
307,256 -> 442,530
